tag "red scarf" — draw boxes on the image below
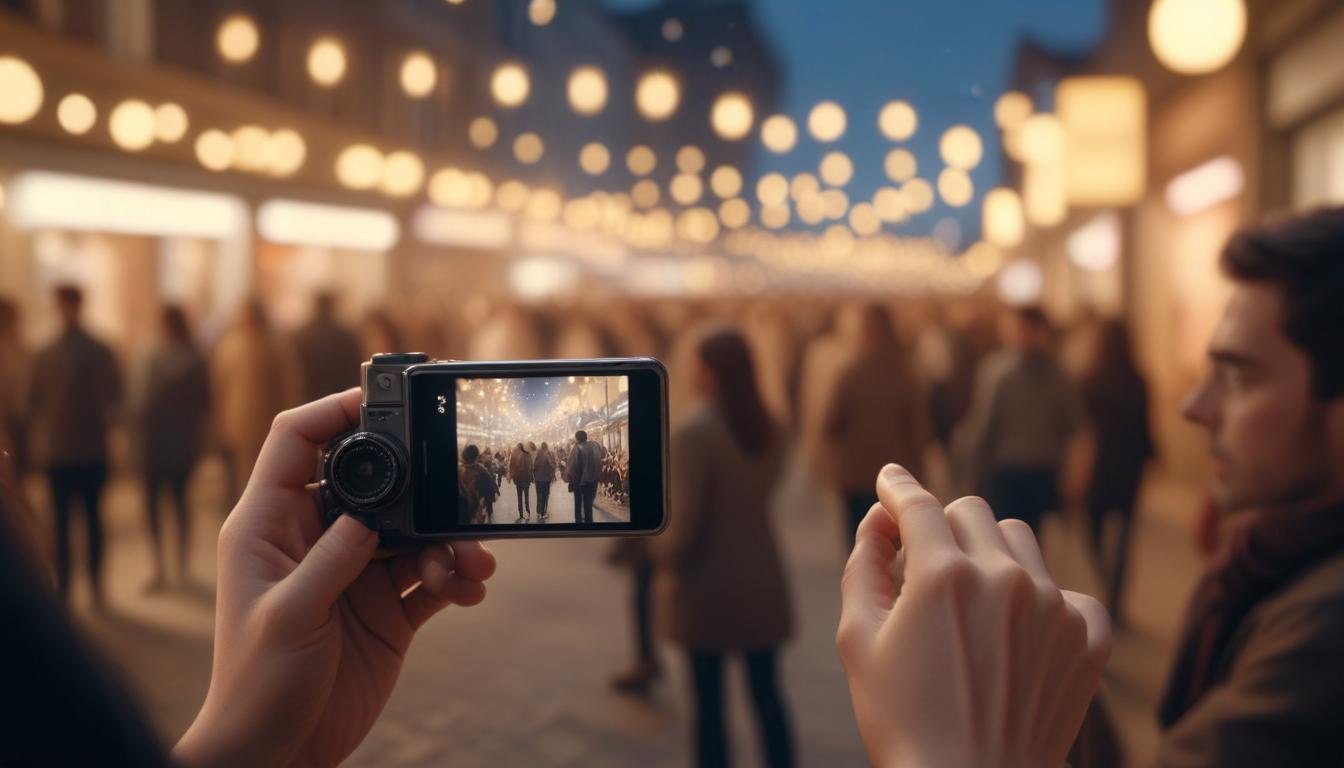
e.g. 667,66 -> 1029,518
1158,501 -> 1344,727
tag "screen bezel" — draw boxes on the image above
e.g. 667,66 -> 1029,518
407,358 -> 668,537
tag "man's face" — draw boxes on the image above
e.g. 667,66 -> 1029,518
1182,283 -> 1340,511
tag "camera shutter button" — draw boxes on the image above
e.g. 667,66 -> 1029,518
377,373 -> 394,391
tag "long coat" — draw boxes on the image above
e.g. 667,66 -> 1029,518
652,404 -> 793,652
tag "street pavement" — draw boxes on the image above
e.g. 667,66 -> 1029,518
488,476 -> 629,526
35,452 -> 1205,767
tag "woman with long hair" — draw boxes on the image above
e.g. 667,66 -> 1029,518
653,326 -> 795,767
533,441 -> 556,519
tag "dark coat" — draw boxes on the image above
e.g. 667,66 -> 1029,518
139,344 -> 211,476
30,327 -> 123,468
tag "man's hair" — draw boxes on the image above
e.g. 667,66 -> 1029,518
463,444 -> 480,463
1222,208 -> 1344,400
575,430 -> 588,442
54,284 -> 83,309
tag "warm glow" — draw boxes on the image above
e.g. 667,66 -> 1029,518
217,15 -> 259,63
513,133 -> 544,164
1149,0 -> 1246,75
878,101 -> 918,141
872,187 -> 907,222
266,129 -> 306,177
819,152 -> 854,187
468,117 -> 498,149
307,38 -> 347,87
982,188 -> 1024,248
756,173 -> 789,206
429,168 -> 470,207
231,125 -> 269,171
579,142 -> 610,175
568,66 -> 608,115
676,146 -> 705,174
797,195 -> 825,225
761,114 -> 797,154
1058,76 -> 1147,206
938,168 -> 974,207
335,144 -> 385,190
57,93 -> 96,135
491,62 -> 530,107
631,179 -> 660,208
761,204 -> 790,230
400,52 -> 438,98
1024,161 -> 1067,226
154,103 -> 188,143
711,92 -> 754,140
626,145 -> 656,176
808,101 -> 846,142
636,71 -> 679,121
998,259 -> 1043,304
526,188 -> 562,222
528,0 -> 556,26
0,57 -> 43,125
790,173 -> 820,201
380,150 -> 424,197
718,198 -> 750,229
1068,212 -> 1122,271
109,100 -> 156,151
676,207 -> 719,244
821,189 -> 849,220
259,199 -> 399,251
849,202 -> 881,237
670,173 -> 704,205
496,180 -> 531,212
1166,155 -> 1244,216
994,91 -> 1033,131
940,125 -> 983,170
885,148 -> 917,182
7,171 -> 248,239
1018,114 -> 1065,164
710,166 -> 742,198
902,178 -> 934,214
195,129 -> 234,171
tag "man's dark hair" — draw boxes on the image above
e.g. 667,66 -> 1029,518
54,284 -> 83,309
575,430 -> 587,442
1015,305 -> 1051,333
463,444 -> 480,463
1222,208 -> 1344,400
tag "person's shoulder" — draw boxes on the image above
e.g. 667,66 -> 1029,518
1263,550 -> 1344,617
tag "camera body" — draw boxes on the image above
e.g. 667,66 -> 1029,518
320,353 -> 669,546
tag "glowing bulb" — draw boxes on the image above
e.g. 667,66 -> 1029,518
878,101 -> 918,141
217,15 -> 259,63
380,151 -> 424,197
528,0 -> 556,26
468,117 -> 498,148
885,148 -> 917,182
711,92 -> 754,140
57,93 -> 96,135
790,173 -> 820,201
513,133 -> 544,164
336,144 -> 384,190
710,166 -> 742,199
195,129 -> 235,171
756,173 -> 789,206
808,101 -> 846,142
579,142 -> 610,175
631,179 -> 660,208
232,125 -> 269,171
266,129 -> 306,177
626,145 -> 656,176
154,103 -> 188,143
718,198 -> 750,229
1149,0 -> 1246,75
819,151 -> 854,187
676,146 -> 705,174
567,65 -> 607,115
938,168 -> 974,208
491,62 -> 530,108
307,38 -> 347,87
670,173 -> 703,205
636,71 -> 679,121
109,100 -> 156,151
0,57 -> 43,125
940,125 -> 983,170
761,114 -> 797,153
401,52 -> 437,98
994,91 -> 1032,131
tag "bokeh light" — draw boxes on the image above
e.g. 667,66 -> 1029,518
513,133 -> 544,164
335,143 -> 384,190
676,146 -> 705,174
1148,0 -> 1246,75
468,117 -> 498,149
529,0 -> 557,26
878,100 -> 918,141
109,100 -> 156,151
808,101 -> 846,142
755,173 -> 789,206
568,66 -> 608,115
307,38 -> 347,87
627,145 -> 657,176
940,125 -> 983,170
761,114 -> 797,153
194,129 -> 234,171
636,71 -> 679,121
0,57 -> 43,124
57,93 -> 96,135
217,15 -> 259,63
670,173 -> 704,205
579,142 -> 610,175
938,168 -> 974,207
819,151 -> 854,187
710,166 -> 743,198
154,103 -> 188,143
994,91 -> 1033,131
491,62 -> 530,107
401,52 -> 438,98
711,92 -> 754,140
884,148 -> 917,182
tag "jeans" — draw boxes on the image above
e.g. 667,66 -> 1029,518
515,480 -> 531,514
688,647 -> 794,768
574,481 -> 598,523
985,467 -> 1059,534
145,471 -> 192,580
535,481 -> 551,516
49,465 -> 108,602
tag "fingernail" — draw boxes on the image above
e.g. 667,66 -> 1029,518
424,557 -> 450,591
881,464 -> 909,481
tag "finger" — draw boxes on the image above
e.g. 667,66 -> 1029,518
874,464 -> 958,567
248,388 -> 361,490
839,504 -> 904,646
944,496 -> 1013,559
386,544 -> 451,597
998,519 -> 1054,585
402,578 -> 487,630
447,540 -> 496,583
1063,590 -> 1113,665
278,514 -> 378,626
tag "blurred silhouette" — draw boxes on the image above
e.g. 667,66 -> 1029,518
29,285 -> 124,606
360,308 -> 404,360
819,304 -> 930,547
565,430 -> 605,524
533,442 -> 557,519
508,441 -> 533,521
136,306 -> 211,591
292,292 -> 362,402
653,327 -> 794,768
1077,319 -> 1154,621
0,297 -> 30,483
959,306 -> 1081,534
457,444 -> 497,524
212,300 -> 298,502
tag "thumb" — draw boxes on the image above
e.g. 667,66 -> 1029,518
280,514 -> 378,626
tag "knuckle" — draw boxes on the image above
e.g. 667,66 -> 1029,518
946,495 -> 991,515
1036,584 -> 1067,619
925,553 -> 976,594
988,562 -> 1036,601
997,518 -> 1033,538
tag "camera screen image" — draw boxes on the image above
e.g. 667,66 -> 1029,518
454,375 -> 631,526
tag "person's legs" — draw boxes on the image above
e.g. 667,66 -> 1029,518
171,471 -> 191,583
843,493 -> 878,550
143,474 -> 167,587
573,483 -> 583,521
537,481 -> 550,516
744,647 -> 795,768
583,482 -> 598,522
78,465 -> 108,604
522,481 -> 531,514
515,482 -> 526,520
612,560 -> 661,694
1109,509 -> 1135,622
49,469 -> 75,601
688,651 -> 729,768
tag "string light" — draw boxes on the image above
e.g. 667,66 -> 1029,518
217,15 -> 259,63
307,38 -> 347,87
808,101 -> 846,142
57,94 -> 96,135
567,65 -> 608,115
492,62 -> 530,107
761,114 -> 798,153
878,101 -> 918,141
711,92 -> 754,140
401,52 -> 437,98
710,166 -> 743,198
636,71 -> 679,121
468,117 -> 498,149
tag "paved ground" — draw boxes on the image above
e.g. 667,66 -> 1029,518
488,476 -> 629,525
36,452 -> 1205,766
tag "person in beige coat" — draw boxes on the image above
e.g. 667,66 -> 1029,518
653,327 -> 794,768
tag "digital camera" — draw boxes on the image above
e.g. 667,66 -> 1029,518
320,353 -> 669,546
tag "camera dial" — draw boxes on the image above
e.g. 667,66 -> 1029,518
327,432 -> 403,510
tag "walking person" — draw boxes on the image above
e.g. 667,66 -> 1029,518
509,442 -> 533,521
819,304 -> 930,547
566,430 -> 605,523
493,450 -> 506,490
458,445 -> 497,525
533,442 -> 556,519
291,292 -> 362,403
1077,319 -> 1154,622
137,306 -> 211,591
654,327 -> 794,768
29,285 -> 124,606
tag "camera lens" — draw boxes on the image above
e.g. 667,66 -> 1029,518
330,434 -> 401,508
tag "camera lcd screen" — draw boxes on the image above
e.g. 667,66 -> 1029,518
408,361 -> 666,536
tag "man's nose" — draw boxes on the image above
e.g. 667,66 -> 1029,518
1181,379 -> 1216,426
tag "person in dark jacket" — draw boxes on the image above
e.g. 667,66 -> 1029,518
566,430 -> 606,523
292,292 -> 362,403
459,444 -> 497,524
508,441 -> 534,521
532,441 -> 556,519
138,306 -> 211,590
